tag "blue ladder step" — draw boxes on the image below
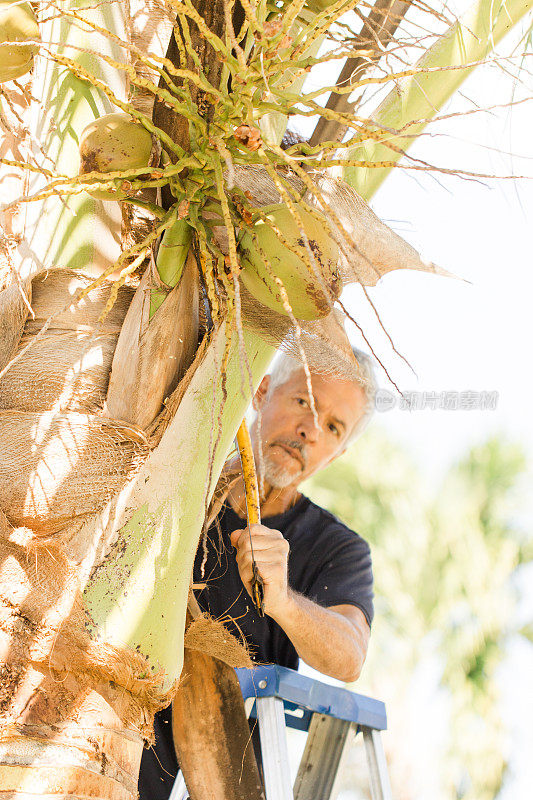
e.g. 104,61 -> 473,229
235,665 -> 387,732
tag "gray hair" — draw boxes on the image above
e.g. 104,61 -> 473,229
267,348 -> 377,445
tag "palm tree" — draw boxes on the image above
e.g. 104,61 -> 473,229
1,0 -> 531,797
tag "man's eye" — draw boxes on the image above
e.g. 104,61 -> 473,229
328,423 -> 339,436
296,397 -> 308,407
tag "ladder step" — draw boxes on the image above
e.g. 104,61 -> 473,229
293,713 -> 351,800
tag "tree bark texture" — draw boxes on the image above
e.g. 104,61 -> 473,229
172,649 -> 265,800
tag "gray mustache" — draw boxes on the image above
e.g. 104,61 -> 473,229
273,439 -> 308,467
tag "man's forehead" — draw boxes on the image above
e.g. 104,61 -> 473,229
280,368 -> 349,391
276,369 -> 365,414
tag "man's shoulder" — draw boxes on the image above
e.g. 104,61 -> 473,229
295,495 -> 370,552
289,496 -> 374,624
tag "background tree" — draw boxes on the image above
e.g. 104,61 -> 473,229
305,433 -> 531,799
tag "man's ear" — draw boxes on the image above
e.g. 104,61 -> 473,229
255,375 -> 270,409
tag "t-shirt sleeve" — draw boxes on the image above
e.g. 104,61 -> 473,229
306,527 -> 374,627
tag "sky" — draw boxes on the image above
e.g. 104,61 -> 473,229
349,59 -> 533,485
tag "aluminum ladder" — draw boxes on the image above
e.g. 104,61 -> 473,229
170,664 -> 392,800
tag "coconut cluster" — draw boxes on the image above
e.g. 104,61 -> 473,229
77,108 -> 340,321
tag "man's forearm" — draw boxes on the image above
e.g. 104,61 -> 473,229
270,589 -> 368,683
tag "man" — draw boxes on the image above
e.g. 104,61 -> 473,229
139,348 -> 377,799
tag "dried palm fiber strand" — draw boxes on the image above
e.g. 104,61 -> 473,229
0,517 -> 173,799
228,165 -> 452,285
103,254 -> 200,429
0,279 -> 31,372
205,465 -> 241,531
184,593 -> 251,669
183,614 -> 252,669
0,330 -> 118,413
0,411 -> 148,534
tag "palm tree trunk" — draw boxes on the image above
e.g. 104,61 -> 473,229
0,317 -> 273,798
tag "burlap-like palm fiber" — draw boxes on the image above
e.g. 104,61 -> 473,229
0,512 -> 172,738
0,331 -> 118,413
0,270 -> 149,536
0,511 -> 250,737
1,410 -> 149,534
228,164 -> 452,286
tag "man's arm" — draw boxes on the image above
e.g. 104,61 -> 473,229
230,524 -> 370,683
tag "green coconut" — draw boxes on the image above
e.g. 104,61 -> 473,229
239,203 -> 341,321
0,0 -> 40,83
78,112 -> 157,200
305,0 -> 333,11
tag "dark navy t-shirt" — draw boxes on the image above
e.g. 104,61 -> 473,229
138,495 -> 373,800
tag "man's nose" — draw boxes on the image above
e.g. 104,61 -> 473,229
296,416 -> 321,443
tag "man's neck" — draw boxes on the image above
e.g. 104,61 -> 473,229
227,477 -> 301,520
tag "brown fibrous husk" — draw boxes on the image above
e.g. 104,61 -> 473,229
0,515 -> 173,746
0,331 -> 117,413
184,614 -> 251,669
0,411 -> 148,534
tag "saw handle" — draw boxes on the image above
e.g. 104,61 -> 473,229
235,420 -> 265,617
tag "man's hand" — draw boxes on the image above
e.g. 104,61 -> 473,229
230,524 -> 289,617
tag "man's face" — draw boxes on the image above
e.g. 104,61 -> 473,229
252,369 -> 368,490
